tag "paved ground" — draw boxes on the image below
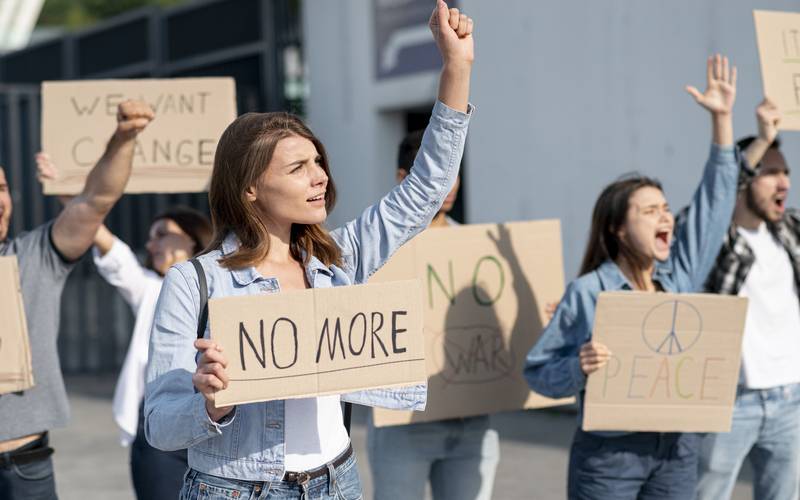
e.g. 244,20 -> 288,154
51,375 -> 755,499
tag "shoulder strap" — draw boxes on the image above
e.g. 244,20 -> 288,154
343,402 -> 352,435
190,258 -> 209,340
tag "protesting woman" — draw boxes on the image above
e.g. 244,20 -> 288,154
144,2 -> 475,499
524,55 -> 741,500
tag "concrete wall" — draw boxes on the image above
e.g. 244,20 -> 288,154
304,0 -> 800,279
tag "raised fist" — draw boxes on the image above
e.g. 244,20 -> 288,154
429,0 -> 474,67
116,100 -> 155,138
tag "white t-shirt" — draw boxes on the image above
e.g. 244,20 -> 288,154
737,223 -> 800,389
284,395 -> 350,471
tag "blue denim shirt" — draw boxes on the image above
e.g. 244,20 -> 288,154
144,100 -> 472,481
524,144 -> 739,435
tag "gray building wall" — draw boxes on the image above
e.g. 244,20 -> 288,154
304,0 -> 800,280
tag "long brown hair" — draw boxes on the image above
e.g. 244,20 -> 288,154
208,112 -> 342,269
578,175 -> 663,288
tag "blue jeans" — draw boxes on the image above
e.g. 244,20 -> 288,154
180,452 -> 362,500
697,383 -> 800,500
367,415 -> 499,500
568,429 -> 701,500
0,434 -> 58,500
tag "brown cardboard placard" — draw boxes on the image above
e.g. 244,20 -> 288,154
41,78 -> 237,194
208,280 -> 426,407
0,256 -> 34,394
583,291 -> 747,433
754,10 -> 800,130
370,220 -> 572,427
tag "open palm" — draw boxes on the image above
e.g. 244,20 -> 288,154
686,54 -> 736,115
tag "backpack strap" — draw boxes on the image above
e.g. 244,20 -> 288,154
190,258 -> 209,339
343,402 -> 353,435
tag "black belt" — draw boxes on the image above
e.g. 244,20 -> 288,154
282,444 -> 353,484
0,434 -> 54,468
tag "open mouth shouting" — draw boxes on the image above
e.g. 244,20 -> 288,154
654,228 -> 671,253
774,194 -> 786,214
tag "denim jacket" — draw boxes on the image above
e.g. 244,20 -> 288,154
523,144 -> 739,435
144,100 -> 472,481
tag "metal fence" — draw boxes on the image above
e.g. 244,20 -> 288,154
0,0 -> 302,373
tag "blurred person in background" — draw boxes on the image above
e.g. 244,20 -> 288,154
366,129 -> 500,500
42,152 -> 211,500
695,99 -> 800,500
0,100 -> 153,500
525,55 -> 740,499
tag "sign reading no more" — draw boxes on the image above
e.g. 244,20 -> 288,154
208,279 -> 427,407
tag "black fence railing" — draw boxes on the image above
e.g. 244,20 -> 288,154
0,0 -> 302,373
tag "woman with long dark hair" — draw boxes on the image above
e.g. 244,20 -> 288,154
144,3 -> 474,499
524,55 -> 741,499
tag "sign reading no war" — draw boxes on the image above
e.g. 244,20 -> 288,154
370,220 -> 572,427
583,292 -> 747,433
41,78 -> 237,194
208,280 -> 426,407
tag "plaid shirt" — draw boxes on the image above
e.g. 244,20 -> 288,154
701,208 -> 800,295
677,156 -> 800,296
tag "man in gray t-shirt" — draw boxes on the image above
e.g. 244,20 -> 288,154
0,100 -> 154,500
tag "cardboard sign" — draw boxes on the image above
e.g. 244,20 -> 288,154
208,280 -> 426,407
583,292 -> 747,433
754,10 -> 800,130
0,256 -> 34,394
41,78 -> 237,194
370,220 -> 572,427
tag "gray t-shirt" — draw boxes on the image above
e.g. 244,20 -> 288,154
0,222 -> 75,441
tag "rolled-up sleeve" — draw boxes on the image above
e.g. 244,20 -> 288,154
524,282 -> 592,399
341,383 -> 426,411
331,100 -> 473,284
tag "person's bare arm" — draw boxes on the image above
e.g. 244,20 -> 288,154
51,101 -> 154,261
93,225 -> 115,256
37,152 -> 118,256
744,98 -> 781,168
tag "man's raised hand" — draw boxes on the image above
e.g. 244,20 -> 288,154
756,97 -> 781,144
115,100 -> 155,139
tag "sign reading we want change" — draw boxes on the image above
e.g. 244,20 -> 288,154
0,256 -> 34,394
208,280 -> 426,407
754,10 -> 800,130
41,78 -> 237,194
370,220 -> 572,427
583,292 -> 747,433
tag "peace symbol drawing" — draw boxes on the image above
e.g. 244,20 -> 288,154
641,300 -> 703,355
